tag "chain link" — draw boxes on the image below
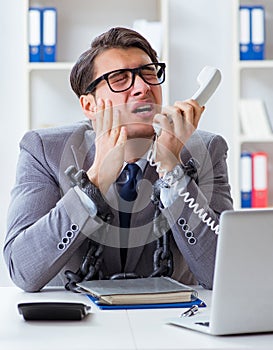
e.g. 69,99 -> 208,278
65,240 -> 104,292
149,229 -> 173,277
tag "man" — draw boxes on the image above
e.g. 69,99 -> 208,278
3,27 -> 233,292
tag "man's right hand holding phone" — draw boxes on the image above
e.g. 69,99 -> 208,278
152,66 -> 222,176
152,100 -> 204,176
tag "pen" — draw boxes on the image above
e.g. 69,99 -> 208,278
180,305 -> 199,317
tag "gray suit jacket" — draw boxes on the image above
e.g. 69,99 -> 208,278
4,120 -> 233,291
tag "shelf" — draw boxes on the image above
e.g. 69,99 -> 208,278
234,0 -> 273,208
238,60 -> 273,69
26,0 -> 163,63
239,135 -> 273,143
24,0 -> 167,129
27,62 -> 74,71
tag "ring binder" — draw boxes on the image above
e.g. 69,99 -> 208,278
240,152 -> 252,208
42,7 -> 57,62
28,7 -> 42,62
252,152 -> 268,208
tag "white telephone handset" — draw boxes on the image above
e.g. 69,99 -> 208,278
191,66 -> 221,106
153,66 -> 222,136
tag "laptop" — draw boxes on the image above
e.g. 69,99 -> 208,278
168,209 -> 273,335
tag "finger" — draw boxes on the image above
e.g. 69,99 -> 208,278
112,108 -> 121,130
162,106 -> 183,136
153,113 -> 172,136
95,98 -> 104,133
110,109 -> 122,141
173,101 -> 195,127
111,126 -> 127,178
173,102 -> 201,145
116,126 -> 127,146
103,99 -> 113,133
186,100 -> 205,128
187,98 -> 206,111
174,100 -> 204,125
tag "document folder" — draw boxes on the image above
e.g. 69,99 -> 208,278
86,294 -> 206,310
28,7 -> 42,62
252,152 -> 268,207
240,152 -> 252,208
42,7 -> 57,62
239,6 -> 251,60
251,6 -> 265,60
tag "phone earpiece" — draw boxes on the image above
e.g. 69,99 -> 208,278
191,66 -> 221,106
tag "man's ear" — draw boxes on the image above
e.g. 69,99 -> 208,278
79,94 -> 97,120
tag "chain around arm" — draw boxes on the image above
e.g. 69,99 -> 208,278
65,165 -> 113,223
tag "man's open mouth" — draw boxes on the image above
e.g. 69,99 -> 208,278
132,104 -> 153,114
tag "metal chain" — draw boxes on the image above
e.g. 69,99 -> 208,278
65,178 -> 174,292
149,230 -> 173,278
65,239 -> 104,292
149,187 -> 173,278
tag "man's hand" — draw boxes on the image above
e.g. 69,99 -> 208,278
152,99 -> 204,175
87,98 -> 127,194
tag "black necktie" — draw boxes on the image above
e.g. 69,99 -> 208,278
119,163 -> 140,204
118,163 -> 140,269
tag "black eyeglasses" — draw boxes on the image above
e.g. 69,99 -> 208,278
85,62 -> 166,94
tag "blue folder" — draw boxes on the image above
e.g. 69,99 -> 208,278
86,294 -> 206,310
42,7 -> 57,62
28,7 -> 42,62
240,152 -> 252,208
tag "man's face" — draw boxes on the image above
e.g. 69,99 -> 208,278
90,47 -> 163,139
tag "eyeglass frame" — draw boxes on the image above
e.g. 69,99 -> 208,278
84,62 -> 166,94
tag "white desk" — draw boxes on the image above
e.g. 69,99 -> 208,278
1,286 -> 273,350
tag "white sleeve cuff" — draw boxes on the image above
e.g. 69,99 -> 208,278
74,186 -> 98,218
160,175 -> 190,208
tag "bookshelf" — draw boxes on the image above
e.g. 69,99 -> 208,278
233,0 -> 273,208
24,0 -> 169,129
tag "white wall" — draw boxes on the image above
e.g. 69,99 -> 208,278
0,0 -> 235,286
169,1 -> 233,135
168,0 -> 235,188
0,1 -> 27,286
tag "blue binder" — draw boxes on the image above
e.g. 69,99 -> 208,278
86,294 -> 206,310
239,6 -> 265,60
240,152 -> 252,208
42,7 -> 57,62
28,7 -> 42,62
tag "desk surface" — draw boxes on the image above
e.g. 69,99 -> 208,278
1,286 -> 273,350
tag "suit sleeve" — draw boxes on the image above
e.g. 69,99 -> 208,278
3,130 -> 104,292
161,133 -> 233,289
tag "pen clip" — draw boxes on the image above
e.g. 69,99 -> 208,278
180,305 -> 199,317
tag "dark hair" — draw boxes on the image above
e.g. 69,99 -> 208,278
70,27 -> 159,98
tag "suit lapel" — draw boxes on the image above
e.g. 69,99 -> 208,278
73,130 -> 96,170
58,123 -> 96,193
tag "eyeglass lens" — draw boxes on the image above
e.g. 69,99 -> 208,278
108,64 -> 164,92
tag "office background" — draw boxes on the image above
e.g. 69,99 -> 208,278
0,0 -> 234,286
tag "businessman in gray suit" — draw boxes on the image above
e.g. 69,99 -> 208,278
4,27 -> 233,292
